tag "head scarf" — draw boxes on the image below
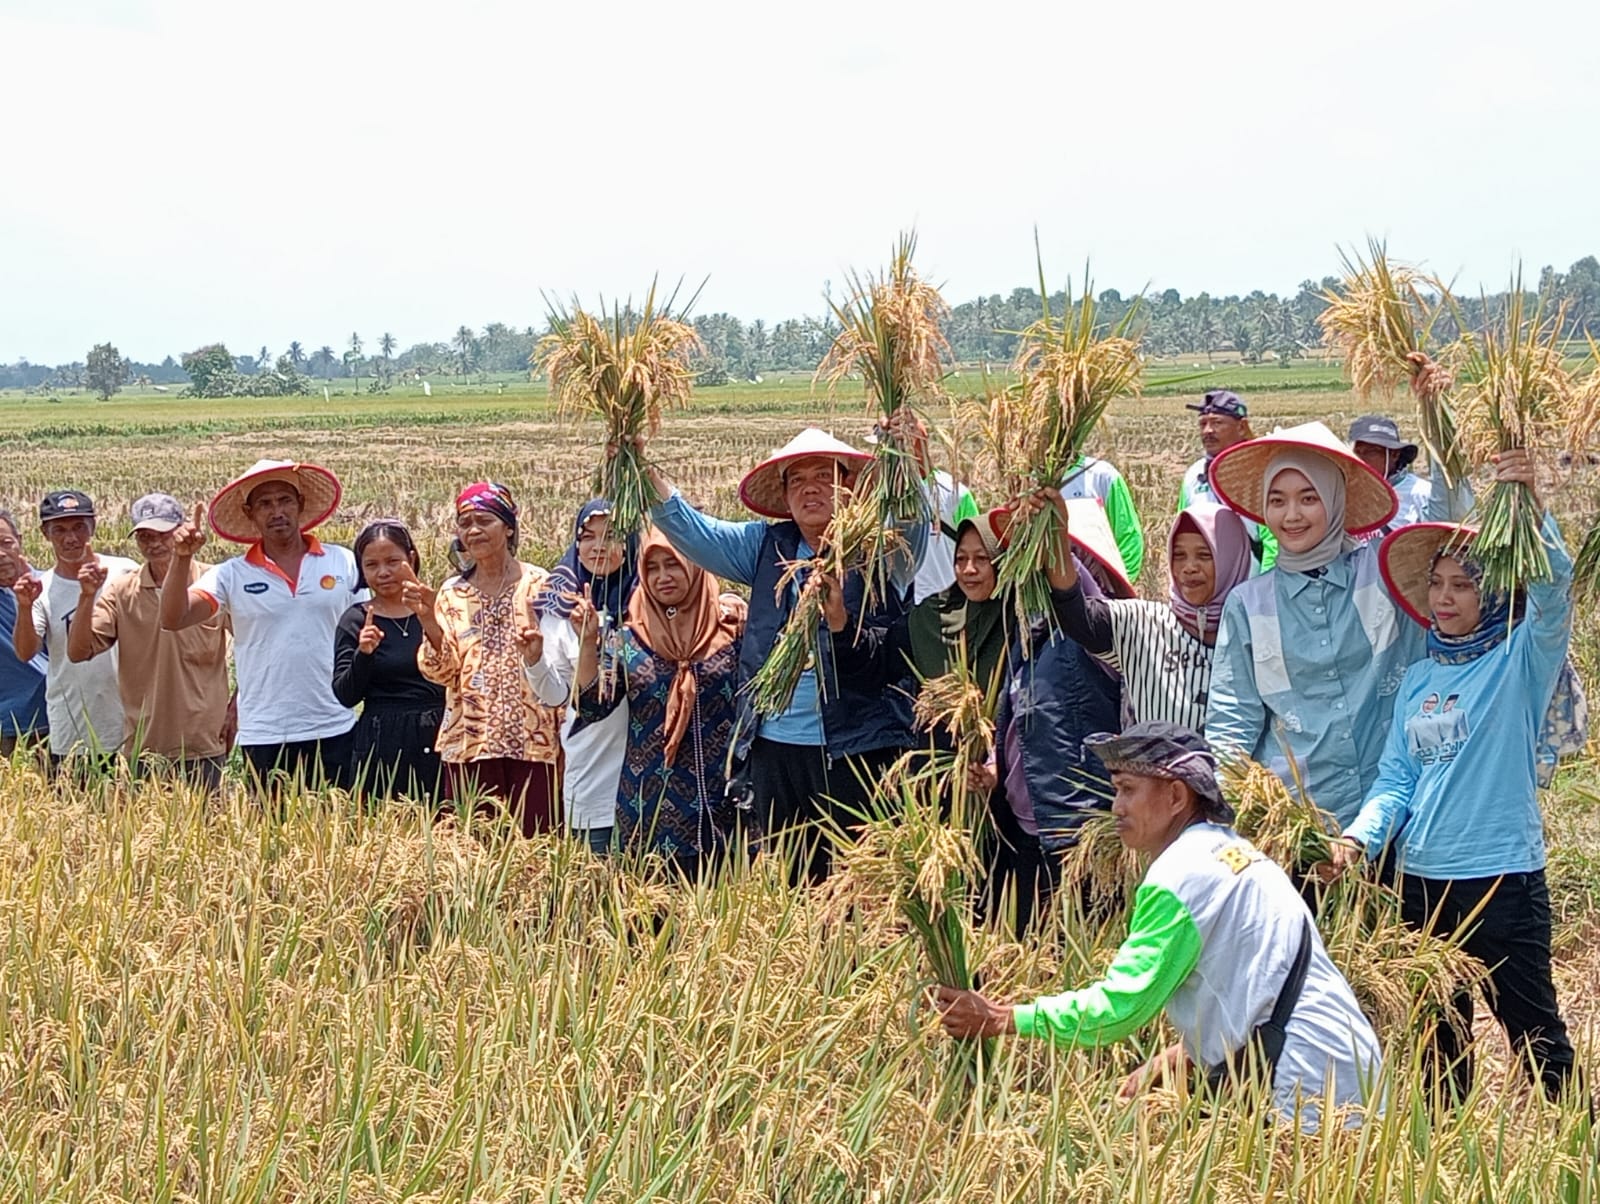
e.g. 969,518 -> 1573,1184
1263,451 -> 1353,573
627,528 -> 741,765
1422,547 -> 1589,783
1168,506 -> 1252,644
543,499 -> 640,621
907,517 -> 1009,693
455,481 -> 518,532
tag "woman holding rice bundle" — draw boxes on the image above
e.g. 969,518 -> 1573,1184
537,498 -> 639,854
1202,420 -> 1471,830
411,481 -> 566,835
569,528 -> 745,875
936,721 -> 1381,1133
1325,452 -> 1581,1102
1050,496 -> 1253,731
331,520 -> 445,801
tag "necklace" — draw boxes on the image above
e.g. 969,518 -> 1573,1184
665,605 -> 678,619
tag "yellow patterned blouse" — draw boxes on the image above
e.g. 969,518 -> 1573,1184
418,562 -> 561,765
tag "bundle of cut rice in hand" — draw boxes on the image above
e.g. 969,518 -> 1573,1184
912,642 -> 998,831
1319,240 -> 1468,489
1446,278 -> 1573,597
1565,337 -> 1600,601
748,235 -> 946,717
536,281 -> 702,537
994,260 -> 1141,644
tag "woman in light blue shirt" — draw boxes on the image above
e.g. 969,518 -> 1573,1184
1203,422 -> 1470,829
1326,450 -> 1579,1102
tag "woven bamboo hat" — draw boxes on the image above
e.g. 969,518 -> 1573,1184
1379,521 -> 1478,626
738,428 -> 870,520
1065,498 -> 1136,599
1208,421 -> 1398,536
209,458 -> 342,544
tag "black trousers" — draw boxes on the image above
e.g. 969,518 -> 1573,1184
979,794 -> 1061,937
242,731 -> 354,795
747,738 -> 901,884
1400,870 -> 1576,1101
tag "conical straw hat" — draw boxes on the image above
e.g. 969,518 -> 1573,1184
1379,521 -> 1478,626
738,428 -> 871,519
1065,498 -> 1136,599
209,458 -> 342,544
1208,420 -> 1397,536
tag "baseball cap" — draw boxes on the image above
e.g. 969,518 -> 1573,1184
1083,721 -> 1233,821
130,492 -> 186,534
1186,390 -> 1248,420
39,490 -> 95,525
1346,415 -> 1419,472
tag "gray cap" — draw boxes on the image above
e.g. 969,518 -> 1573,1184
130,492 -> 186,533
1347,415 -> 1419,472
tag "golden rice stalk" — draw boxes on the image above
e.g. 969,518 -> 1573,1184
912,645 -> 1000,832
1057,812 -> 1142,918
535,279 -> 703,536
1564,331 -> 1600,454
817,232 -> 945,611
1571,510 -> 1600,605
1219,757 -> 1337,870
1447,279 -> 1573,595
995,251 -> 1142,643
1318,240 -> 1468,487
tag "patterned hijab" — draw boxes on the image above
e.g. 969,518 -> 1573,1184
543,498 -> 639,622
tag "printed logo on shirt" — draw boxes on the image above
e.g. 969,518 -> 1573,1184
1162,644 -> 1208,674
244,582 -> 270,595
1406,697 -> 1471,766
320,575 -> 337,590
1216,840 -> 1264,875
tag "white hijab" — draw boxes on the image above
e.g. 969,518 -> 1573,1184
1265,450 -> 1355,573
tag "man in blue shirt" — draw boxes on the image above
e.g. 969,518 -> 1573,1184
0,510 -> 47,758
638,423 -> 927,882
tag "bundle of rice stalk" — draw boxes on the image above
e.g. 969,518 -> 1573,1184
1570,511 -> 1600,605
1058,812 -> 1142,918
816,231 -> 946,613
535,279 -> 703,536
1447,279 -> 1573,596
830,773 -> 990,1118
911,638 -> 1000,830
1219,756 -> 1336,870
1318,240 -> 1468,487
995,257 -> 1142,642
746,504 -> 905,718
1566,331 -> 1600,454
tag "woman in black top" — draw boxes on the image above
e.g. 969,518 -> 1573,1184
332,520 -> 446,801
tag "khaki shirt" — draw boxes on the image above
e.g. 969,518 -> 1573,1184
85,562 -> 232,759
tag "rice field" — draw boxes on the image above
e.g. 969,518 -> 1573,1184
1,384 -> 1598,1200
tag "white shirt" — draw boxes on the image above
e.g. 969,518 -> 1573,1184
912,471 -> 976,604
195,539 -> 362,744
33,557 -> 138,755
537,611 -> 626,831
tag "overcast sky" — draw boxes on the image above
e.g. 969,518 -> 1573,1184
4,0 -> 1597,364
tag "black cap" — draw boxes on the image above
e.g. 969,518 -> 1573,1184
1084,721 -> 1232,821
1186,390 -> 1248,420
39,490 -> 95,525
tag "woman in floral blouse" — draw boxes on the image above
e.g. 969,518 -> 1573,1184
571,528 -> 744,876
408,481 -> 565,835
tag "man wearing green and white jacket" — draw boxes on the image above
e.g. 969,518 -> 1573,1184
936,721 -> 1381,1132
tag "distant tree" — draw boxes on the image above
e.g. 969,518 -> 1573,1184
312,345 -> 338,380
287,341 -> 306,369
379,331 -> 396,361
85,343 -> 128,400
180,344 -> 238,396
453,325 -> 477,375
258,345 -> 272,373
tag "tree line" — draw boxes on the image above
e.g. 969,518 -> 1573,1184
9,255 -> 1599,398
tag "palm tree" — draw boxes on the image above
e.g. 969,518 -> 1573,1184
347,333 -> 363,391
379,332 -> 396,361
453,325 -> 477,376
313,345 -> 337,380
288,341 -> 306,370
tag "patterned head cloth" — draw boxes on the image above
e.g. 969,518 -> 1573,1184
1083,721 -> 1233,821
455,481 -> 518,532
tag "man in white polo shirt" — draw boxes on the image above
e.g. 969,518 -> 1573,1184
160,459 -> 362,792
11,489 -> 138,773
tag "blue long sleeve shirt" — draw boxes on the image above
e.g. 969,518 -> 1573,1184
649,488 -> 927,746
1344,511 -> 1571,878
0,588 -> 47,738
1205,479 -> 1470,827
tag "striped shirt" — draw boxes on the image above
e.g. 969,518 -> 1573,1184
1054,587 -> 1214,730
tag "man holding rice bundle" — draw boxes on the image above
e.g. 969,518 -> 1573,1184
935,721 -> 1381,1132
639,421 -> 928,883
